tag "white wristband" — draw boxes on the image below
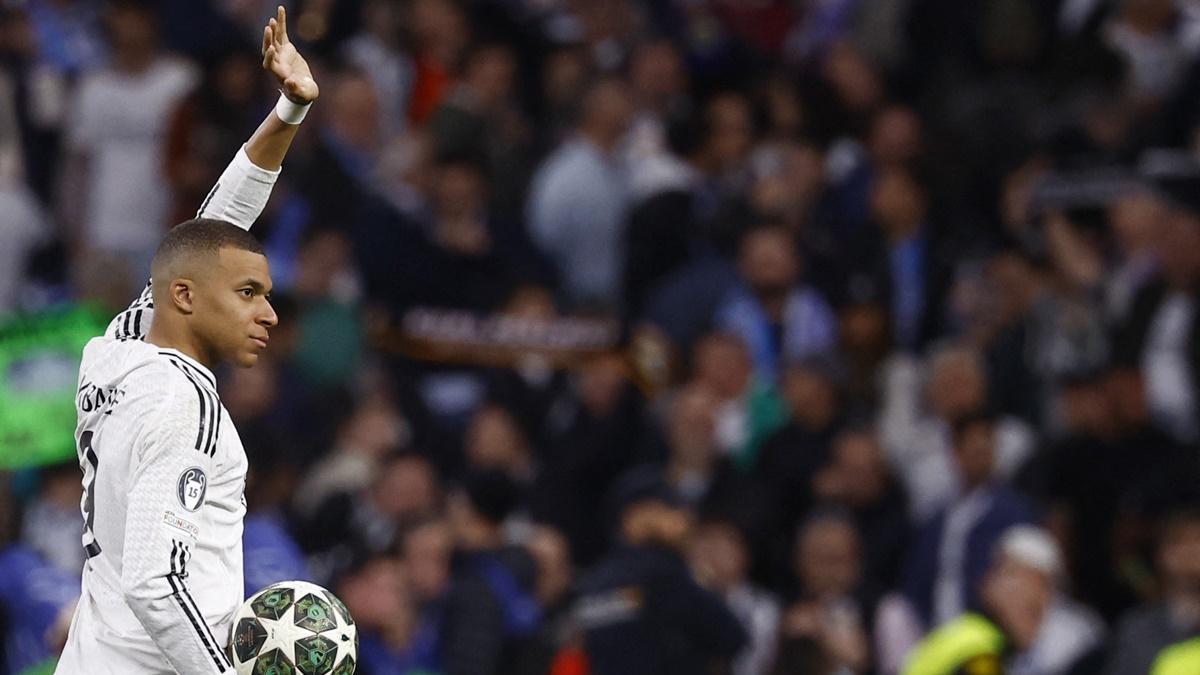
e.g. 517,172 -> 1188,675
274,92 -> 311,125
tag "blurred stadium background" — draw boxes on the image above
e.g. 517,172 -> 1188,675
7,0 -> 1200,673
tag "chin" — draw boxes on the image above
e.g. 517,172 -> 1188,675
234,352 -> 261,368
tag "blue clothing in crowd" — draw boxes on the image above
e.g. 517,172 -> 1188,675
0,545 -> 79,673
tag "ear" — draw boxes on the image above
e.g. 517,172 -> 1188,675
169,278 -> 197,314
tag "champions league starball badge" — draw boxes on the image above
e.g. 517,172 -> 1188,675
177,467 -> 208,512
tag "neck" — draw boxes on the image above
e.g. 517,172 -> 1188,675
145,318 -> 214,369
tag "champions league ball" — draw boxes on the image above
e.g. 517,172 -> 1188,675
229,580 -> 358,675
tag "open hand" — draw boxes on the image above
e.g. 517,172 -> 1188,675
261,6 -> 319,104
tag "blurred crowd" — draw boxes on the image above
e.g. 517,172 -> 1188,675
9,0 -> 1200,674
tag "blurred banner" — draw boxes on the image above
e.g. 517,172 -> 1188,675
0,305 -> 108,467
370,307 -> 674,394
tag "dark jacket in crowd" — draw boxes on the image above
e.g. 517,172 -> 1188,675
573,544 -> 748,675
441,546 -> 540,675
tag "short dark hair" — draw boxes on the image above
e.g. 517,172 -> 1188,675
152,218 -> 264,277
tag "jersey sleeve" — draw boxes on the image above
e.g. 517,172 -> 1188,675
104,145 -> 281,342
119,374 -> 234,674
195,145 -> 281,230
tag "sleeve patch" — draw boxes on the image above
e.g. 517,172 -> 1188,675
162,511 -> 200,538
176,467 -> 208,512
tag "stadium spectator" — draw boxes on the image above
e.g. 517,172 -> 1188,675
811,428 -> 911,590
688,517 -> 781,675
902,410 -> 1038,629
16,1 -> 1200,672
1107,509 -> 1200,675
58,0 -> 198,288
527,78 -> 634,309
337,552 -> 437,674
881,343 -> 1035,520
776,509 -> 874,675
441,470 -> 541,675
573,467 -> 747,675
715,223 -> 839,382
689,331 -> 788,470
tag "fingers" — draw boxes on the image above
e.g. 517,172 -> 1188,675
263,45 -> 276,70
276,5 -> 289,45
261,26 -> 271,57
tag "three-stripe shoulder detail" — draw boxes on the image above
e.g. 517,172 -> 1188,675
162,355 -> 220,457
114,283 -> 155,340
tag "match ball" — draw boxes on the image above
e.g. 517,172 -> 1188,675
229,580 -> 357,675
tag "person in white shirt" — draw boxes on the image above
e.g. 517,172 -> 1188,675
60,1 -> 200,282
54,7 -> 318,674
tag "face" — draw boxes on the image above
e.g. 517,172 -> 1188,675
590,81 -> 634,141
330,75 -> 380,150
1158,214 -> 1200,286
373,456 -> 440,520
338,557 -> 409,631
739,228 -> 798,298
706,95 -> 753,170
869,106 -> 922,168
468,46 -> 516,107
928,350 -> 985,419
782,366 -> 837,429
953,421 -> 996,488
870,169 -> 926,236
190,247 -> 277,368
667,388 -> 719,468
577,354 -> 626,418
630,41 -> 684,106
796,519 -> 862,599
982,556 -> 1052,646
689,522 -> 748,589
215,53 -> 258,107
1160,522 -> 1200,593
465,406 -> 528,473
435,164 -> 487,224
106,6 -> 156,55
830,432 -> 888,507
693,334 -> 751,399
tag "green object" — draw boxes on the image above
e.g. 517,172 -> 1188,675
0,305 -> 109,468
902,613 -> 1006,675
14,657 -> 57,675
1152,637 -> 1200,675
733,380 -> 789,472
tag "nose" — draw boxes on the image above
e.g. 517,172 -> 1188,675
260,299 -> 278,328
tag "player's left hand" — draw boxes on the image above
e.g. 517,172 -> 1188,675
261,6 -> 319,104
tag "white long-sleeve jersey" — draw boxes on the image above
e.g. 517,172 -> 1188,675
54,147 -> 280,675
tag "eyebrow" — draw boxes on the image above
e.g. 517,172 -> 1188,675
237,279 -> 272,294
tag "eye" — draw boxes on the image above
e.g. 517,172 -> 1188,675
240,288 -> 254,298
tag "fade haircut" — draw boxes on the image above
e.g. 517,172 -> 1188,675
151,218 -> 265,281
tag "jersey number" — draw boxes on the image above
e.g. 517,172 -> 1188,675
80,430 -> 101,558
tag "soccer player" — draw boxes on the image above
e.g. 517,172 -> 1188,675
54,7 -> 317,674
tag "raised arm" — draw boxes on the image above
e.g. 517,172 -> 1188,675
195,4 -> 319,230
244,5 -> 319,171
106,6 -> 317,341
